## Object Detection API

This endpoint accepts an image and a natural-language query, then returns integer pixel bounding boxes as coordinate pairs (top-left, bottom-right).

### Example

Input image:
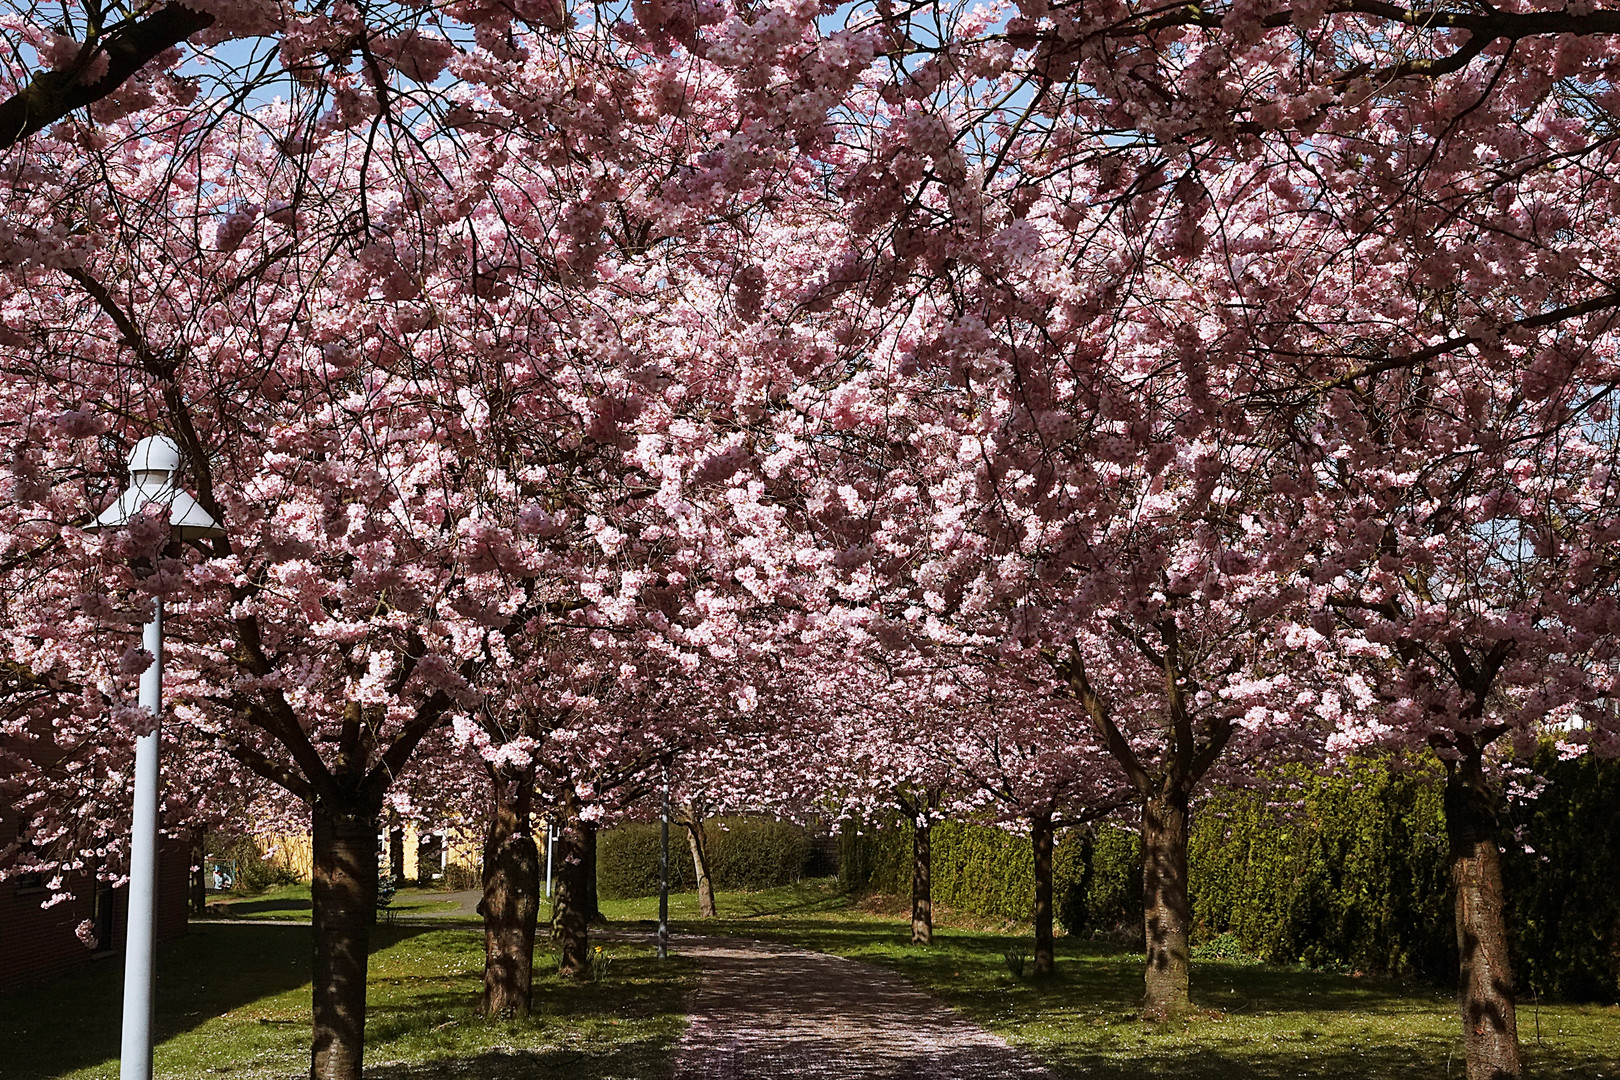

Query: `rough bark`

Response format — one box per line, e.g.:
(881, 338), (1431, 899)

(1032, 809), (1056, 978)
(551, 806), (591, 978)
(1140, 788), (1191, 1020)
(1447, 750), (1521, 1080)
(189, 826), (207, 916)
(388, 821), (406, 887)
(415, 832), (440, 887)
(911, 817), (933, 945)
(310, 805), (378, 1080)
(582, 820), (602, 923)
(480, 767), (540, 1018)
(685, 811), (717, 917)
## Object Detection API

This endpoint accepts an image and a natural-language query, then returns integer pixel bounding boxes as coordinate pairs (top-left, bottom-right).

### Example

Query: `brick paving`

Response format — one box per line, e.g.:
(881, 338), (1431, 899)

(672, 939), (1057, 1080)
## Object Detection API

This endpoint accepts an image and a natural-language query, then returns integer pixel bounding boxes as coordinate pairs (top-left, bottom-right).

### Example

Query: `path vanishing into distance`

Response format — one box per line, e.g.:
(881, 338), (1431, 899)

(672, 938), (1057, 1080)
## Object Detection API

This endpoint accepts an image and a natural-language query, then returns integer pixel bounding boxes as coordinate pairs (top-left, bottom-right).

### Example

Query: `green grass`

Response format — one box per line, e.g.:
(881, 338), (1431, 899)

(606, 878), (1620, 1080)
(0, 923), (695, 1080)
(9, 879), (1618, 1080)
(205, 885), (467, 922)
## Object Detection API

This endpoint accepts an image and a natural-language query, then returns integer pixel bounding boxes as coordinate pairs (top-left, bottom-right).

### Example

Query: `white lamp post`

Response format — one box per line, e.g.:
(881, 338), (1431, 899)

(88, 436), (224, 1080)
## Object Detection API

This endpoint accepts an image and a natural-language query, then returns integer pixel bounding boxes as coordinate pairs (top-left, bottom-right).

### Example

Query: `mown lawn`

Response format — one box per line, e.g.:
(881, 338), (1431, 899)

(0, 922), (695, 1080)
(8, 879), (1618, 1080)
(609, 878), (1620, 1080)
(205, 885), (466, 922)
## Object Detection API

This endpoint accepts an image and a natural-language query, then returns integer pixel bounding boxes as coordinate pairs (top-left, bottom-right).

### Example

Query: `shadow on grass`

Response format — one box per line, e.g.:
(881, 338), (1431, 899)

(0, 921), (433, 1080)
(368, 1041), (674, 1080)
(210, 897), (313, 917)
(623, 891), (1620, 1080)
(1037, 1041), (1449, 1080)
(361, 951), (696, 1080)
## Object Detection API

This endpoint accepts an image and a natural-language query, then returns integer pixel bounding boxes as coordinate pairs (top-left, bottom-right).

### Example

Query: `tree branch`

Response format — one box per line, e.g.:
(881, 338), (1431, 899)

(0, 4), (215, 150)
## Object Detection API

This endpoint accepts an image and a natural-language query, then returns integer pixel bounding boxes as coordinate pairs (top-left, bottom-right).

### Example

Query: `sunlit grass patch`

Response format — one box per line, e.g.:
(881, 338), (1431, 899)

(204, 884), (464, 922)
(610, 878), (1620, 1080)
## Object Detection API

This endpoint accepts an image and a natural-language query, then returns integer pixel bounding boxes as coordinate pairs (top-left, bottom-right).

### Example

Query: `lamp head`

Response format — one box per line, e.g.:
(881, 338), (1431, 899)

(127, 436), (183, 483)
(89, 435), (226, 540)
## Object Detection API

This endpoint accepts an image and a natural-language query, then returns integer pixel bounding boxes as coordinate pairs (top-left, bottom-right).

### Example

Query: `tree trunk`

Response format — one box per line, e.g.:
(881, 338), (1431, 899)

(480, 768), (540, 1018)
(1075, 825), (1097, 933)
(911, 817), (932, 945)
(552, 808), (591, 978)
(189, 826), (207, 916)
(416, 832), (439, 887)
(582, 820), (601, 923)
(686, 813), (716, 917)
(1140, 788), (1191, 1020)
(388, 822), (406, 887)
(1032, 809), (1055, 978)
(310, 805), (378, 1080)
(1447, 751), (1520, 1080)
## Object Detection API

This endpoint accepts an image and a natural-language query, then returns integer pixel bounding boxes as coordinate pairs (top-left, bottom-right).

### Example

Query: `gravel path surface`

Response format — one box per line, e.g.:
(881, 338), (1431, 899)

(672, 938), (1057, 1080)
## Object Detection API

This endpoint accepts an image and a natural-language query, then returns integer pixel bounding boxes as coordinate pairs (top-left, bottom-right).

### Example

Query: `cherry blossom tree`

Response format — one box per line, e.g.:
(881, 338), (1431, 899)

(932, 666), (1131, 976)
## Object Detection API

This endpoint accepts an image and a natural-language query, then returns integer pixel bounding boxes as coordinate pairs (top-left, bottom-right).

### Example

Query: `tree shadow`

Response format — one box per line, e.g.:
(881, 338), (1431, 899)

(367, 1042), (675, 1080)
(360, 951), (694, 1080)
(0, 921), (433, 1080)
(210, 896), (313, 917)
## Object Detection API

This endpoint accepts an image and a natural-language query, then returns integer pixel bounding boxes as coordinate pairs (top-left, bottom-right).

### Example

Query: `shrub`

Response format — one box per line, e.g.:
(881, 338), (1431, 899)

(596, 823), (692, 900)
(1501, 746), (1620, 1001)
(210, 835), (303, 894)
(596, 815), (810, 900)
(444, 862), (480, 891)
(705, 816), (811, 891)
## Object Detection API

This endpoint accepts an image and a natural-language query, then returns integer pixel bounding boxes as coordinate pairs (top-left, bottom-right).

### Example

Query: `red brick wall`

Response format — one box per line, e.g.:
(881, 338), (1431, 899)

(0, 815), (189, 991)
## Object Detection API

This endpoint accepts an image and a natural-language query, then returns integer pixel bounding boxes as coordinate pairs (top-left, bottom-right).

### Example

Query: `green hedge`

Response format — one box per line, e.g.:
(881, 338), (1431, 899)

(596, 823), (693, 899)
(706, 817), (812, 891)
(841, 819), (1141, 930)
(839, 753), (1620, 1001)
(1055, 823), (1142, 938)
(596, 816), (811, 900)
(839, 820), (1041, 920)
(1501, 746), (1620, 1001)
(1188, 760), (1455, 980)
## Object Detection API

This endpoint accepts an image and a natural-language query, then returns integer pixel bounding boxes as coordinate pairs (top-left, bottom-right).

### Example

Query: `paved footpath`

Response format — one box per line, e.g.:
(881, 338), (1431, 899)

(672, 938), (1057, 1080)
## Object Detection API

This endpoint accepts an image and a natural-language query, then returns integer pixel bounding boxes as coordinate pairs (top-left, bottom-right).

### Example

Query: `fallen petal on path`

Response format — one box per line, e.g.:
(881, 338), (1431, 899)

(673, 938), (1057, 1079)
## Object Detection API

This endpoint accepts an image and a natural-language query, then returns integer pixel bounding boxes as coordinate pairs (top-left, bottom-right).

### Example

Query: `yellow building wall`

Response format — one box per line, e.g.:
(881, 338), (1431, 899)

(252, 824), (482, 884)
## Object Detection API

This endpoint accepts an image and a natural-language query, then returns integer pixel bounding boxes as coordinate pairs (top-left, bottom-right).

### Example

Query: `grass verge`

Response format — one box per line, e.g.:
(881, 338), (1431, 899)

(11, 878), (1617, 1080)
(605, 878), (1620, 1080)
(0, 922), (695, 1080)
(204, 885), (466, 922)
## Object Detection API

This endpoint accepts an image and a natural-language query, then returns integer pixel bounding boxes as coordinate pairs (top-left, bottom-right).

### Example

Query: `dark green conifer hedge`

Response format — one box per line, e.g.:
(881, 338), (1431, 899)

(596, 816), (811, 900)
(838, 752), (1620, 1001)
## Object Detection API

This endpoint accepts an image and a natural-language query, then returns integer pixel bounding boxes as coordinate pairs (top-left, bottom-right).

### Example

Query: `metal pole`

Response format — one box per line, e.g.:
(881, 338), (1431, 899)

(120, 597), (163, 1080)
(545, 825), (554, 899)
(658, 766), (669, 959)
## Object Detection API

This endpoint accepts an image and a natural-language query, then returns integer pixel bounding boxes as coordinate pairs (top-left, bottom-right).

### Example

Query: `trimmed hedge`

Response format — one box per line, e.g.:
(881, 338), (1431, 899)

(1188, 759), (1455, 980)
(1501, 746), (1620, 1001)
(596, 823), (693, 899)
(839, 752), (1620, 1001)
(839, 818), (1142, 934)
(1055, 823), (1142, 938)
(596, 816), (811, 900)
(839, 820), (1042, 920)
